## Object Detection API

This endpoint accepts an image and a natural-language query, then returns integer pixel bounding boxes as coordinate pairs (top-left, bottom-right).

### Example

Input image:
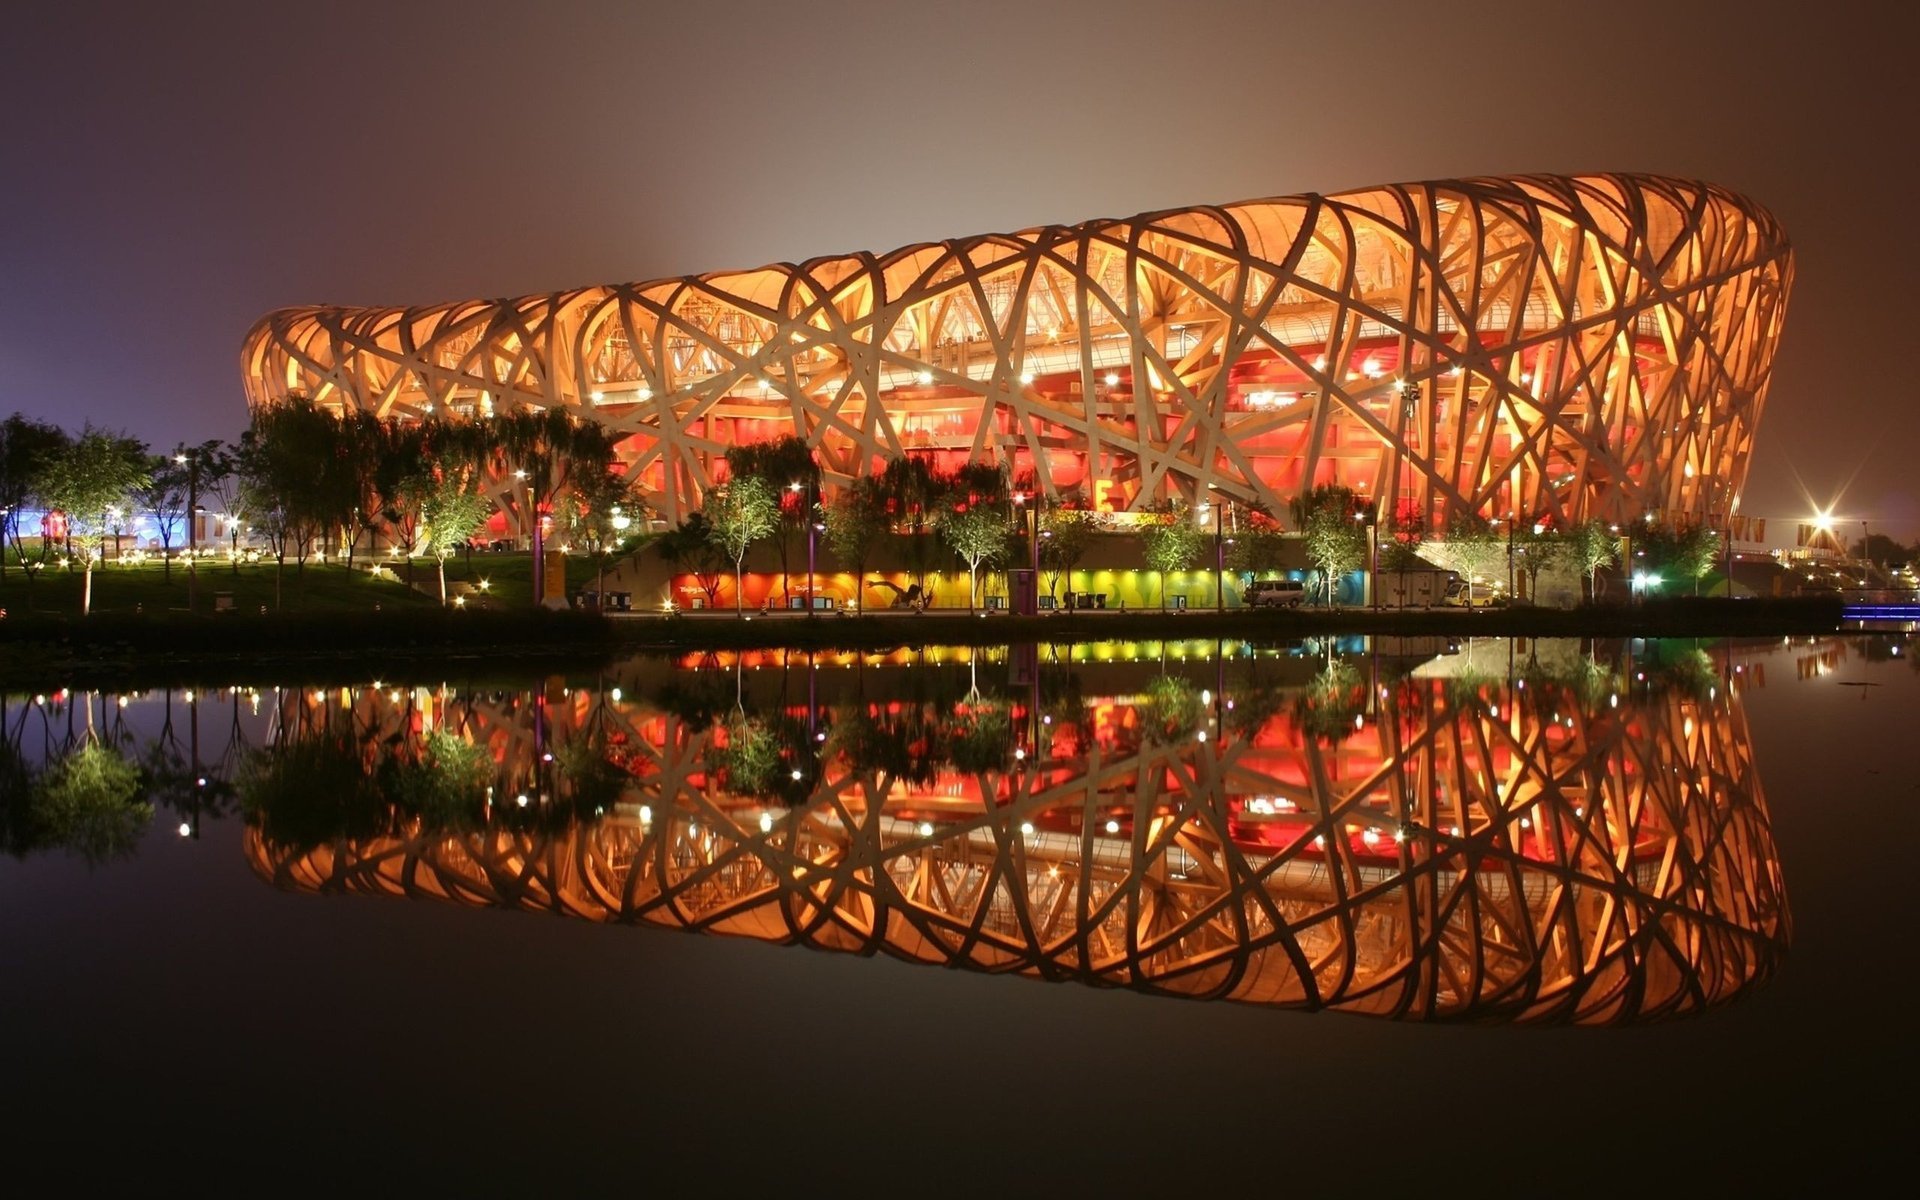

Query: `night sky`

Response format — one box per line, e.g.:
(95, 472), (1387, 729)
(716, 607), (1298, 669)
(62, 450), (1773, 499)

(4, 0), (1916, 538)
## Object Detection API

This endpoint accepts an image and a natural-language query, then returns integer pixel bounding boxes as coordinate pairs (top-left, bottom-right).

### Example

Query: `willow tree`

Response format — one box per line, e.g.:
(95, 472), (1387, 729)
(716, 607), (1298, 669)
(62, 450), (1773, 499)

(824, 477), (889, 612)
(490, 408), (618, 545)
(1, 414), (67, 589)
(878, 454), (944, 587)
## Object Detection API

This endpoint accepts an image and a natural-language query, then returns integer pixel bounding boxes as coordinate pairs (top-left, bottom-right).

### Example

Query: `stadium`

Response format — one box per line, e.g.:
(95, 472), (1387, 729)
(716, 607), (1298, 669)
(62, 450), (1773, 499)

(242, 172), (1791, 533)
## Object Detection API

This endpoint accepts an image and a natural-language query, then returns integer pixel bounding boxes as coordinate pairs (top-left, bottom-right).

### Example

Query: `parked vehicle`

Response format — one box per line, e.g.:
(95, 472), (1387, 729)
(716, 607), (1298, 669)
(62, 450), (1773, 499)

(1245, 578), (1306, 608)
(1441, 578), (1506, 607)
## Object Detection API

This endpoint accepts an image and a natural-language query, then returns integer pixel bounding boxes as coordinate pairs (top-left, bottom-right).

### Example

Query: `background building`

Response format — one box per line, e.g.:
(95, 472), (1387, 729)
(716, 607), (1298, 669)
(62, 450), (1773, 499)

(244, 172), (1791, 532)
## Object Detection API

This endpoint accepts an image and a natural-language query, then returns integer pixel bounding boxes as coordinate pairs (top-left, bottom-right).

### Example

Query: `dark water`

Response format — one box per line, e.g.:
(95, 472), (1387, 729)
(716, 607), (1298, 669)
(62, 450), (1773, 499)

(2, 635), (1914, 1191)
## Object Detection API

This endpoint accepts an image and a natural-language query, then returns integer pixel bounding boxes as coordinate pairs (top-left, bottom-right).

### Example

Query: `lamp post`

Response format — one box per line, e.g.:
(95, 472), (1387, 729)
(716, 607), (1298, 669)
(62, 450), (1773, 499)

(174, 451), (198, 612)
(515, 468), (541, 607)
(1360, 506), (1379, 610)
(1503, 515), (1515, 598)
(1013, 491), (1040, 614)
(790, 479), (820, 613)
(603, 504), (631, 599)
(1209, 489), (1226, 613)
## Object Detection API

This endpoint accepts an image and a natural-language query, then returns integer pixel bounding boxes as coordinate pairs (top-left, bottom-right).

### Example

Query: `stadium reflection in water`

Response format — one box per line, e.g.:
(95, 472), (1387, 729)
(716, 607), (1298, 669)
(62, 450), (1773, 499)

(242, 639), (1788, 1024)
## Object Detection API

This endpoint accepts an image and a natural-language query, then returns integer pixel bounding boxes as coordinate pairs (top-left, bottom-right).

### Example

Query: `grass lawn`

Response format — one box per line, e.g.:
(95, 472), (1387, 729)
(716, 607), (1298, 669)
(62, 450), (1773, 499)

(0, 551), (543, 616)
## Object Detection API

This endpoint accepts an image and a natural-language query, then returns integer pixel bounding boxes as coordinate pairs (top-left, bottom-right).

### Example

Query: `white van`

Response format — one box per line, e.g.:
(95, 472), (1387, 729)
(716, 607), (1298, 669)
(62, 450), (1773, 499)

(1245, 578), (1306, 608)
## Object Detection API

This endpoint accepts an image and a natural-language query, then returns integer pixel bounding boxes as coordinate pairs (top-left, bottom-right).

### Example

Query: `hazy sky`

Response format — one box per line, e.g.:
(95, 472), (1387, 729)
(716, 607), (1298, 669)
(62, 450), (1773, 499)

(4, 0), (1916, 538)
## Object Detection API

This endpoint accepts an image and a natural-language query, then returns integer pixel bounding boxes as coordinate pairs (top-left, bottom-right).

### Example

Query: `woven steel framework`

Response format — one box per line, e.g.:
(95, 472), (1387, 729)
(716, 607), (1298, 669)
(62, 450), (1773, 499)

(247, 655), (1786, 1023)
(243, 173), (1791, 527)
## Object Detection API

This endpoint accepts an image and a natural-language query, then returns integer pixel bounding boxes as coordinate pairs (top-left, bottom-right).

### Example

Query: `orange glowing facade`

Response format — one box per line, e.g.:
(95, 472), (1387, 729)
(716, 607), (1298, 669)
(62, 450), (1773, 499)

(243, 173), (1790, 528)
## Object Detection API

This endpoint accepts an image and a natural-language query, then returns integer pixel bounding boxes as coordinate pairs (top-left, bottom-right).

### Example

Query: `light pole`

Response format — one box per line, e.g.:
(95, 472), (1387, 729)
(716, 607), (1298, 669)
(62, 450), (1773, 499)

(1360, 506), (1379, 610)
(515, 468), (541, 607)
(603, 504), (631, 600)
(174, 451), (198, 612)
(790, 479), (820, 613)
(1209, 488), (1226, 613)
(1013, 491), (1040, 614)
(1503, 515), (1515, 598)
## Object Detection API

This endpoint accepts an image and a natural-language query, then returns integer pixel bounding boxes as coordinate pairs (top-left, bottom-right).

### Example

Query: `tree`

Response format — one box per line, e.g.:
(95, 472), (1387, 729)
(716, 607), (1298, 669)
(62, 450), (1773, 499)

(1038, 506), (1094, 604)
(1379, 509), (1427, 604)
(335, 410), (391, 570)
(936, 462), (1011, 611)
(878, 454), (943, 587)
(199, 441), (250, 573)
(491, 408), (618, 548)
(418, 469), (492, 606)
(1290, 485), (1366, 606)
(1430, 515), (1506, 606)
(938, 505), (1011, 611)
(0, 414), (68, 591)
(134, 454), (191, 581)
(1140, 507), (1206, 610)
(1568, 519), (1621, 603)
(564, 464), (643, 598)
(1855, 532), (1911, 570)
(823, 477), (888, 613)
(726, 435), (818, 603)
(705, 475), (779, 613)
(1514, 525), (1571, 602)
(37, 425), (149, 615)
(657, 512), (731, 609)
(1638, 522), (1722, 596)
(1225, 523), (1287, 579)
(240, 397), (341, 594)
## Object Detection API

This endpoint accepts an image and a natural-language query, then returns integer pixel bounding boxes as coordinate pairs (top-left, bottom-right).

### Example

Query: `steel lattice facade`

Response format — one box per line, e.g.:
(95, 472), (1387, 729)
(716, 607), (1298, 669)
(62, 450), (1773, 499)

(243, 173), (1791, 527)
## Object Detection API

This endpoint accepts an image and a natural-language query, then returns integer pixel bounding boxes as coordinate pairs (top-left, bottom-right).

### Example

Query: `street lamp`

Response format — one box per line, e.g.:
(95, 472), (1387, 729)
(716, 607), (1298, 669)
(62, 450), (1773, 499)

(1356, 505), (1379, 610)
(790, 479), (819, 613)
(173, 447), (197, 606)
(1208, 488), (1227, 613)
(1013, 491), (1041, 615)
(514, 468), (541, 607)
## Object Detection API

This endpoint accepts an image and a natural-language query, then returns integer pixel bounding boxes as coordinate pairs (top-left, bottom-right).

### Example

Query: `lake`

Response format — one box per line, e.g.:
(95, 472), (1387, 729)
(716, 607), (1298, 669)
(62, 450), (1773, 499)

(2, 634), (1913, 1191)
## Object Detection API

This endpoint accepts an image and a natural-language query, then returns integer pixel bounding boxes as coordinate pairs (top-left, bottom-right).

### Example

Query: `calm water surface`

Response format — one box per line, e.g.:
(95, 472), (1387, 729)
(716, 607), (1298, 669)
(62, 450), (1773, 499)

(3, 636), (1914, 1191)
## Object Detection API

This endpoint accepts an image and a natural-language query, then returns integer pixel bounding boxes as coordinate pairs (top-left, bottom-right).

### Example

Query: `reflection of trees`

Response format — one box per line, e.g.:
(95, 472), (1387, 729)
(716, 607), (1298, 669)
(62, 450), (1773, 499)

(384, 729), (494, 827)
(0, 738), (30, 854)
(1290, 659), (1365, 743)
(706, 713), (813, 804)
(1638, 642), (1720, 699)
(240, 730), (389, 854)
(830, 704), (940, 787)
(1139, 675), (1203, 745)
(24, 742), (150, 866)
(948, 701), (1011, 774)
(650, 670), (734, 730)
